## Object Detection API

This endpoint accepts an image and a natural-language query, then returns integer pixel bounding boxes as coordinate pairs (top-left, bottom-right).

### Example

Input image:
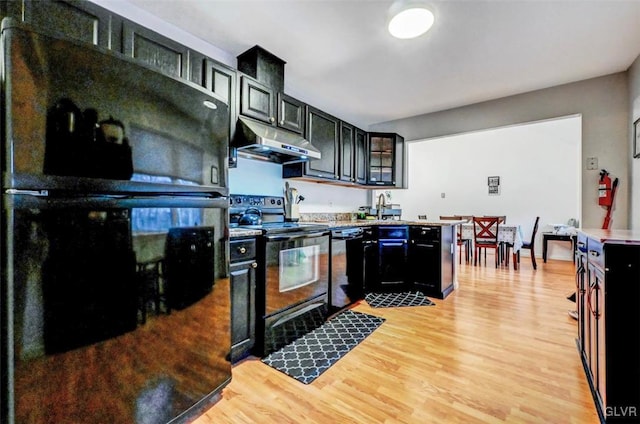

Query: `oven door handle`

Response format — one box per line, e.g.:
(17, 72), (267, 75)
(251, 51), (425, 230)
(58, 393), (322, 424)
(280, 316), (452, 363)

(265, 230), (330, 241)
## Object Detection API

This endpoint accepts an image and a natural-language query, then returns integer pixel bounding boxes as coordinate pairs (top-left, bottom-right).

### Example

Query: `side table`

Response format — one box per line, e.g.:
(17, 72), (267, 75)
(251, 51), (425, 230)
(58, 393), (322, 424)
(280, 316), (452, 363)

(542, 232), (577, 263)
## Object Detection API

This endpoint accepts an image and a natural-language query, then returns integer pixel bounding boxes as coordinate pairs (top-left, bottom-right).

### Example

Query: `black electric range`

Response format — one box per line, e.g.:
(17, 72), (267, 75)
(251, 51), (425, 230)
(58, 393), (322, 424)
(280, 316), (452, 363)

(229, 194), (328, 234)
(229, 194), (331, 357)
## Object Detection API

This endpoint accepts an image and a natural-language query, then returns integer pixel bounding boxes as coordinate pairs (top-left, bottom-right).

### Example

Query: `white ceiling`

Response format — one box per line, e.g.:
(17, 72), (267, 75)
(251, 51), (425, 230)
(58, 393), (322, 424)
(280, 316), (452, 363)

(124, 0), (640, 129)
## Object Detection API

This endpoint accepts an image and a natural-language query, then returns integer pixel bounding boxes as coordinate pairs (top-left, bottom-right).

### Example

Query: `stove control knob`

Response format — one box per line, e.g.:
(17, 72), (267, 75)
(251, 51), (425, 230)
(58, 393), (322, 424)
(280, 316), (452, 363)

(270, 199), (275, 204)
(276, 199), (282, 205)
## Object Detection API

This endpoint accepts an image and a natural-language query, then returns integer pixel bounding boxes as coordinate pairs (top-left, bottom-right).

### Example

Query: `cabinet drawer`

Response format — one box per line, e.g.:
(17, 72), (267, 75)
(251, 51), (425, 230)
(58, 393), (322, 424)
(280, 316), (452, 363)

(587, 238), (604, 271)
(410, 226), (440, 241)
(231, 238), (257, 262)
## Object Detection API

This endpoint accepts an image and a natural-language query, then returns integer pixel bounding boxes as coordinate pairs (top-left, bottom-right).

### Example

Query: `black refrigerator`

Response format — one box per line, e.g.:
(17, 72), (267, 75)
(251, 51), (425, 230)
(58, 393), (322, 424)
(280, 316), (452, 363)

(1, 19), (231, 424)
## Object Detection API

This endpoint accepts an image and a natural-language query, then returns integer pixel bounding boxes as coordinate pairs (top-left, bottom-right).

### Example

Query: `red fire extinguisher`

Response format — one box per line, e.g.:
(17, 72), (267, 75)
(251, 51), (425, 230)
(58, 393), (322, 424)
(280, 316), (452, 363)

(599, 169), (619, 229)
(598, 169), (612, 206)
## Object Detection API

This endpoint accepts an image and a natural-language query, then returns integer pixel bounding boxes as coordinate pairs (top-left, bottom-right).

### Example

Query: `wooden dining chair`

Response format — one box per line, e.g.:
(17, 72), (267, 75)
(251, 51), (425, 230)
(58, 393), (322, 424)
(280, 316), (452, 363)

(440, 216), (471, 263)
(516, 216), (540, 270)
(472, 216), (501, 267)
(483, 215), (506, 223)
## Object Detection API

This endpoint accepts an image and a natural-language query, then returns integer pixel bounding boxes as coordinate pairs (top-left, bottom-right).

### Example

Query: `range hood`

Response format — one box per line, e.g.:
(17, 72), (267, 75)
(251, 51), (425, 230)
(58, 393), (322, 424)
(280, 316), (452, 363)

(233, 117), (321, 164)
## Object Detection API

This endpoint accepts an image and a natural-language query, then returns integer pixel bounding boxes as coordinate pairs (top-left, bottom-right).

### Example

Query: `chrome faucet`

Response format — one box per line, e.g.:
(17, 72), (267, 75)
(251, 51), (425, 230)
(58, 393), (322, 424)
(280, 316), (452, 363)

(376, 193), (387, 220)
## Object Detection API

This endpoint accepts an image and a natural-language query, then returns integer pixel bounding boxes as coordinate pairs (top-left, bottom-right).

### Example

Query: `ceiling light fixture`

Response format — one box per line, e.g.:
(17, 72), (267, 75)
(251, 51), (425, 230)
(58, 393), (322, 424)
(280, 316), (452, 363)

(387, 0), (434, 39)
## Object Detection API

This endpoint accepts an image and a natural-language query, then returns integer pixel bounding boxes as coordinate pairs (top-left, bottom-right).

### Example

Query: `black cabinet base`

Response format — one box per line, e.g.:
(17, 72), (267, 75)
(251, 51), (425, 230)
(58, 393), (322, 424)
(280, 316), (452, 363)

(414, 282), (454, 300)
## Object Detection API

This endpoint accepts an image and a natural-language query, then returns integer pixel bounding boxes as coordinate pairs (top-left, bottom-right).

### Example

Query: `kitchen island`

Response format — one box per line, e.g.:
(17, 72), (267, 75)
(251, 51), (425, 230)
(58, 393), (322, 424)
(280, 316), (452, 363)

(297, 219), (463, 299)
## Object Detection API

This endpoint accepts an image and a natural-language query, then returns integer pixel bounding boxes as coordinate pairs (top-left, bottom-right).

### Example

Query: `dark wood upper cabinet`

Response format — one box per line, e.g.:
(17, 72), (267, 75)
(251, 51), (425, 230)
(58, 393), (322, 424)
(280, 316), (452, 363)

(367, 132), (405, 187)
(339, 122), (355, 183)
(355, 128), (367, 184)
(240, 76), (276, 125)
(237, 45), (285, 94)
(277, 93), (305, 134)
(205, 59), (238, 167)
(304, 106), (339, 180)
(122, 21), (189, 79)
(21, 0), (112, 48)
(283, 119), (369, 187)
(205, 59), (236, 105)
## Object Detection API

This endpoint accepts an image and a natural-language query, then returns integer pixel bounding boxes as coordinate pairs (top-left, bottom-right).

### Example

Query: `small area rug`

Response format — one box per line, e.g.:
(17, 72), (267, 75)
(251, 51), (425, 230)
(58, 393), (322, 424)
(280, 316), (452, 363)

(261, 310), (385, 384)
(365, 291), (435, 308)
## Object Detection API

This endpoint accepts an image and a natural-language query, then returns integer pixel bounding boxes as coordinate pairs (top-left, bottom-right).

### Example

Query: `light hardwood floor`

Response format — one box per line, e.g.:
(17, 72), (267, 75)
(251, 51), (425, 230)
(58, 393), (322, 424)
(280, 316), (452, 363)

(195, 256), (598, 424)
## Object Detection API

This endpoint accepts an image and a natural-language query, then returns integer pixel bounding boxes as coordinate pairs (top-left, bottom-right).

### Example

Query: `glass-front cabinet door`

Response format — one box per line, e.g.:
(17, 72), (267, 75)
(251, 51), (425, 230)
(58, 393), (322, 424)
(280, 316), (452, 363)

(367, 132), (404, 187)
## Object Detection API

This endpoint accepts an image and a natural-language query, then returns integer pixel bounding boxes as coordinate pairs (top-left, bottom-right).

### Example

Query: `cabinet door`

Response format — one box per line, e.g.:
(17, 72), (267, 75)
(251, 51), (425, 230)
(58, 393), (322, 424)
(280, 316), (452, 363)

(355, 128), (368, 184)
(575, 252), (587, 354)
(205, 59), (237, 166)
(240, 76), (276, 124)
(368, 133), (396, 185)
(378, 240), (408, 288)
(305, 106), (339, 179)
(230, 259), (257, 363)
(586, 263), (600, 390)
(22, 0), (112, 48)
(368, 132), (405, 187)
(362, 240), (379, 293)
(122, 21), (189, 79)
(339, 122), (355, 183)
(409, 240), (441, 292)
(594, 267), (606, 411)
(278, 93), (305, 134)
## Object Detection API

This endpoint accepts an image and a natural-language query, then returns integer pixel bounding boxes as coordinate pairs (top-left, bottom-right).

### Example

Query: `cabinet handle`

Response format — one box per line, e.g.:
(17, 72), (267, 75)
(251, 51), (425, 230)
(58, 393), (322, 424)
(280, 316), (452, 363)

(589, 250), (600, 257)
(251, 262), (258, 268)
(269, 116), (275, 123)
(279, 120), (284, 125)
(237, 247), (247, 254)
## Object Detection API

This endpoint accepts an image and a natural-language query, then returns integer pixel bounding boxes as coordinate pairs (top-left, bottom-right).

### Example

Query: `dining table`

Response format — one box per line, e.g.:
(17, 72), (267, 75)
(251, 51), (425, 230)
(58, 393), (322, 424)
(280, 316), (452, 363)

(459, 223), (525, 269)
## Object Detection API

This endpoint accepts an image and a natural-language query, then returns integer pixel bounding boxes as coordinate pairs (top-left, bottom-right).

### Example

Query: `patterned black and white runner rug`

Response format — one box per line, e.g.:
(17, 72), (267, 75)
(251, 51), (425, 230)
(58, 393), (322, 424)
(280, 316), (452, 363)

(365, 291), (435, 308)
(261, 310), (385, 384)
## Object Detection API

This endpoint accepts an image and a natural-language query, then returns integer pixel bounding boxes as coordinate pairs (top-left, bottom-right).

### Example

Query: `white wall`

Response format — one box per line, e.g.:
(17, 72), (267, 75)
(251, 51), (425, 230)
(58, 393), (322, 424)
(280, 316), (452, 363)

(370, 74), (629, 230)
(377, 115), (582, 260)
(229, 157), (368, 213)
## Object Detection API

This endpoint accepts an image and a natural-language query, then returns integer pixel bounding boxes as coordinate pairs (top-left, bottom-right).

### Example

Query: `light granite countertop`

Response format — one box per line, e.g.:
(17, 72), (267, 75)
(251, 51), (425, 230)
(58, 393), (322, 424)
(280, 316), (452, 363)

(229, 220), (465, 238)
(578, 228), (640, 244)
(304, 219), (466, 228)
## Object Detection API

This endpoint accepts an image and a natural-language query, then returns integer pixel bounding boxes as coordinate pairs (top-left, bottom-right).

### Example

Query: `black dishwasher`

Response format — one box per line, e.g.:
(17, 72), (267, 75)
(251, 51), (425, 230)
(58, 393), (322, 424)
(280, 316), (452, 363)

(330, 227), (364, 312)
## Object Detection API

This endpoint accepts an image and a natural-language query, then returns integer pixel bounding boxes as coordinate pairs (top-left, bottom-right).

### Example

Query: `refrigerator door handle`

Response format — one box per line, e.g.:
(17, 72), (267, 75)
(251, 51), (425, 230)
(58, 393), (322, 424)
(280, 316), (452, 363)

(5, 189), (49, 196)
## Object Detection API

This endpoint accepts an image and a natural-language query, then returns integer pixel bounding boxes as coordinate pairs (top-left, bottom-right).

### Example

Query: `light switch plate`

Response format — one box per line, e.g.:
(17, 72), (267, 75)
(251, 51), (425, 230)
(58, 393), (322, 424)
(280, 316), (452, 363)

(586, 157), (598, 170)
